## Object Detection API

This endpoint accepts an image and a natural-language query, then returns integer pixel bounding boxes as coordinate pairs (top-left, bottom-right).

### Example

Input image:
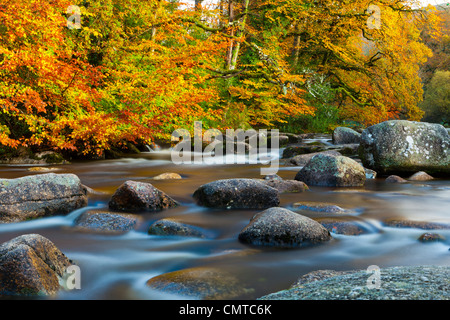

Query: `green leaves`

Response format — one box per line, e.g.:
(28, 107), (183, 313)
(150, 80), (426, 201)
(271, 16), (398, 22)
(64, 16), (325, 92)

(421, 70), (450, 125)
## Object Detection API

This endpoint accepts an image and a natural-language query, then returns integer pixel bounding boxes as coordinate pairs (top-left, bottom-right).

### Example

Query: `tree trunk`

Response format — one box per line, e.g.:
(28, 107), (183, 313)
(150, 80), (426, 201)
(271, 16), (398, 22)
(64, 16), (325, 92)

(226, 1), (235, 70)
(291, 24), (301, 66)
(229, 0), (249, 71)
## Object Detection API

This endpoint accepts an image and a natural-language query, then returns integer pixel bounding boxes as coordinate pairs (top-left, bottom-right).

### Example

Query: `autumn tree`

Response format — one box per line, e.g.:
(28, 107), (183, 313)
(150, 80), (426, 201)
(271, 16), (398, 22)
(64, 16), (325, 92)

(270, 0), (441, 127)
(0, 0), (227, 156)
(182, 0), (442, 130)
(180, 0), (313, 129)
(74, 0), (227, 143)
(420, 4), (450, 85)
(0, 0), (110, 155)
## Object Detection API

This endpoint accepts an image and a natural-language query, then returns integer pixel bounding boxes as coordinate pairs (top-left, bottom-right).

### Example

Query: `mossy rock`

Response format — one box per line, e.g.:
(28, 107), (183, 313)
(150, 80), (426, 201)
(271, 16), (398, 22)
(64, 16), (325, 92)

(193, 178), (280, 210)
(73, 210), (143, 233)
(294, 153), (366, 187)
(0, 234), (73, 297)
(0, 173), (88, 223)
(359, 120), (450, 176)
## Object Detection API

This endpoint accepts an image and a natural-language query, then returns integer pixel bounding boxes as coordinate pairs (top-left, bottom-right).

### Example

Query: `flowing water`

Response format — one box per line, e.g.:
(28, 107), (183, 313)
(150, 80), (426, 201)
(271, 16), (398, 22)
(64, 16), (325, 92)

(0, 137), (449, 300)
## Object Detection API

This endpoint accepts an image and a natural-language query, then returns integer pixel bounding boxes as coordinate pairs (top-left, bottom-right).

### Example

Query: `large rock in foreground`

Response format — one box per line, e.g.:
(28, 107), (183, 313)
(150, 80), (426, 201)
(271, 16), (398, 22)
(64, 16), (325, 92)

(0, 234), (73, 296)
(0, 173), (88, 223)
(146, 267), (254, 300)
(359, 120), (450, 176)
(294, 154), (366, 187)
(109, 180), (179, 212)
(258, 266), (450, 300)
(193, 179), (280, 209)
(238, 207), (331, 248)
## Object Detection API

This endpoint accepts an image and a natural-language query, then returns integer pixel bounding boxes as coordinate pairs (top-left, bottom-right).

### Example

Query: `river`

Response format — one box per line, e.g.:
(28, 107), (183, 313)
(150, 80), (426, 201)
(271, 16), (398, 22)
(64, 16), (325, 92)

(0, 136), (449, 300)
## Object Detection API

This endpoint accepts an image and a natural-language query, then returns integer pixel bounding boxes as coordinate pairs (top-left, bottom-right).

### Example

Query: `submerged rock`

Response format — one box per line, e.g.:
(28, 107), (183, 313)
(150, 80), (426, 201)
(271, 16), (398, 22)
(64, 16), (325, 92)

(332, 127), (361, 145)
(0, 234), (73, 296)
(238, 207), (332, 248)
(408, 171), (434, 181)
(383, 218), (450, 230)
(193, 178), (280, 210)
(359, 120), (450, 176)
(314, 218), (370, 236)
(148, 218), (213, 238)
(292, 202), (348, 214)
(146, 267), (254, 300)
(0, 173), (88, 223)
(282, 145), (328, 159)
(263, 174), (283, 181)
(73, 210), (142, 233)
(81, 184), (104, 196)
(290, 150), (342, 167)
(294, 153), (366, 187)
(417, 232), (446, 242)
(109, 180), (179, 212)
(152, 172), (182, 180)
(385, 175), (407, 183)
(27, 167), (61, 172)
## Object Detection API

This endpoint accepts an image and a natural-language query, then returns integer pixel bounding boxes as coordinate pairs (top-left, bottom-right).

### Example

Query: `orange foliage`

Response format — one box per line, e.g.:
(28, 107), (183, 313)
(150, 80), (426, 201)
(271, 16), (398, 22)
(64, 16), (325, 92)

(0, 0), (443, 156)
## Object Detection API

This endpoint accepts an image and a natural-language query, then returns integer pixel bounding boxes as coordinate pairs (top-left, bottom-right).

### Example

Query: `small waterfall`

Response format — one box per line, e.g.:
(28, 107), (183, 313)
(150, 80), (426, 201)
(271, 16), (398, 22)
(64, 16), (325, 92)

(145, 143), (162, 152)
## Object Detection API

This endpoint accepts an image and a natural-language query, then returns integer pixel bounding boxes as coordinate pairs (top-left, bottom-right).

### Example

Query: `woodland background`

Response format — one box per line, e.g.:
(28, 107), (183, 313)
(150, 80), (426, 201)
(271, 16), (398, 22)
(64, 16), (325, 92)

(0, 0), (448, 159)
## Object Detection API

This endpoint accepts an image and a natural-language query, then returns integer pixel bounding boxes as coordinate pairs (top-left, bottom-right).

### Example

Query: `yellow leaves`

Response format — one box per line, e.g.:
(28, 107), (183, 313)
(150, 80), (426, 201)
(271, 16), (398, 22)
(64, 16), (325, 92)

(228, 85), (257, 100)
(81, 26), (103, 39)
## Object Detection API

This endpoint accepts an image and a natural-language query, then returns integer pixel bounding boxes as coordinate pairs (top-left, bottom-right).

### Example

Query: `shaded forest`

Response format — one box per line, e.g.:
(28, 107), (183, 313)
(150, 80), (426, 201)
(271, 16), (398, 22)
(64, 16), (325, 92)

(420, 3), (450, 125)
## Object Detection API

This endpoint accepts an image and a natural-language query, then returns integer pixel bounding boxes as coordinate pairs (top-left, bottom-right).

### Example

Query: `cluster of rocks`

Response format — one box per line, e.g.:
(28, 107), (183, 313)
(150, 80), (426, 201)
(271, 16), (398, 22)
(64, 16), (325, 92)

(0, 171), (331, 298)
(284, 120), (450, 183)
(0, 119), (449, 299)
(385, 171), (435, 184)
(0, 150), (67, 165)
(0, 172), (185, 296)
(146, 267), (255, 300)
